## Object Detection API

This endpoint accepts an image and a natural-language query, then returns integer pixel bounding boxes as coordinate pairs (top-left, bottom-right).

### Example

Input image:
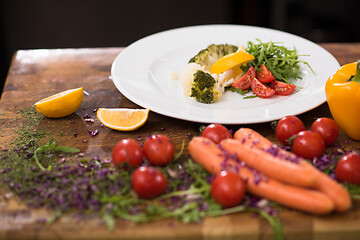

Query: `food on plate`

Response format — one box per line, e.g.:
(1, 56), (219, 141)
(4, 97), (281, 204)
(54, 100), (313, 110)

(131, 166), (167, 199)
(189, 70), (223, 104)
(336, 152), (360, 185)
(211, 171), (246, 208)
(275, 115), (306, 145)
(180, 44), (249, 103)
(34, 87), (84, 118)
(112, 138), (144, 168)
(256, 64), (275, 83)
(310, 118), (339, 146)
(270, 80), (296, 96)
(250, 77), (276, 98)
(189, 136), (335, 214)
(180, 40), (312, 103)
(246, 40), (312, 83)
(232, 66), (255, 90)
(143, 134), (175, 166)
(325, 60), (360, 140)
(188, 44), (239, 70)
(233, 127), (351, 212)
(210, 50), (255, 75)
(97, 108), (149, 131)
(201, 123), (232, 144)
(292, 130), (326, 159)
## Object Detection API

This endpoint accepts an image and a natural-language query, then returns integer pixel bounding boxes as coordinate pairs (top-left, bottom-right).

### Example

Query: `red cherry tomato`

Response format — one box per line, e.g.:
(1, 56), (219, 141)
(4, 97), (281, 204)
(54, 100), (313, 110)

(201, 123), (232, 144)
(310, 118), (339, 146)
(131, 166), (167, 199)
(256, 64), (275, 83)
(270, 80), (296, 96)
(143, 134), (175, 166)
(335, 152), (360, 185)
(112, 138), (143, 168)
(211, 171), (246, 208)
(275, 115), (306, 145)
(292, 130), (325, 159)
(251, 78), (276, 98)
(232, 66), (255, 90)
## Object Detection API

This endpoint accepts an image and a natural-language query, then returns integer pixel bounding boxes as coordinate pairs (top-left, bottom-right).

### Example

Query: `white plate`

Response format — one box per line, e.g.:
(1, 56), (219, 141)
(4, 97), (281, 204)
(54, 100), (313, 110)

(111, 24), (339, 124)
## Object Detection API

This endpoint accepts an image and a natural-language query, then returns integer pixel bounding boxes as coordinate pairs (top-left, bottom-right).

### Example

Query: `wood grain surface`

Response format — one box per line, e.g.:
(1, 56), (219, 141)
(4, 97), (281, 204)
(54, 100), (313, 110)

(0, 43), (360, 240)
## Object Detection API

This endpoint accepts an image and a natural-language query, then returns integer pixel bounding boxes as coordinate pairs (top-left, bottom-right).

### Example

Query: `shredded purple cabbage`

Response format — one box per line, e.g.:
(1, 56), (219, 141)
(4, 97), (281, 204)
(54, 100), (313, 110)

(88, 130), (99, 137)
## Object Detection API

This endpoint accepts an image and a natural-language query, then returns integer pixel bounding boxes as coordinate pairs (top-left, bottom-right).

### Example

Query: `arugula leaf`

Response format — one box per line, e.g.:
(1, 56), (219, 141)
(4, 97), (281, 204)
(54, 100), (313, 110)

(46, 210), (62, 225)
(243, 95), (258, 99)
(224, 86), (257, 99)
(46, 141), (80, 153)
(344, 182), (360, 199)
(225, 86), (248, 95)
(174, 140), (186, 160)
(248, 208), (284, 240)
(245, 39), (314, 84)
(103, 214), (115, 232)
(34, 142), (80, 171)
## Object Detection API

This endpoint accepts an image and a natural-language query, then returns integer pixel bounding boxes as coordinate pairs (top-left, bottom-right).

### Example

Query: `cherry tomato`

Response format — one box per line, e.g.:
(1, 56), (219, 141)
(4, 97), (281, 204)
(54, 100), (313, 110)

(292, 130), (325, 159)
(310, 118), (339, 146)
(275, 115), (306, 145)
(256, 64), (275, 83)
(251, 78), (276, 98)
(335, 152), (360, 185)
(232, 66), (255, 90)
(112, 138), (143, 168)
(211, 171), (246, 208)
(143, 134), (175, 166)
(201, 123), (232, 144)
(270, 80), (296, 96)
(131, 166), (167, 199)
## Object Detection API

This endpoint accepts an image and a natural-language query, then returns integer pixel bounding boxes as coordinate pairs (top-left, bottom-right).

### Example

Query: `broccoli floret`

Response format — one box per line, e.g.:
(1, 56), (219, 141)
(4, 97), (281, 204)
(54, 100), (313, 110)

(193, 70), (215, 90)
(188, 44), (238, 70)
(191, 87), (214, 104)
(190, 70), (222, 104)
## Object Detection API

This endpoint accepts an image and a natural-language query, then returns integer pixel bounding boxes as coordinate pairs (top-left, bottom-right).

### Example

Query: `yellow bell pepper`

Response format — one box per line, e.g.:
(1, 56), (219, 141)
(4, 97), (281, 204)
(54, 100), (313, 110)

(325, 60), (360, 140)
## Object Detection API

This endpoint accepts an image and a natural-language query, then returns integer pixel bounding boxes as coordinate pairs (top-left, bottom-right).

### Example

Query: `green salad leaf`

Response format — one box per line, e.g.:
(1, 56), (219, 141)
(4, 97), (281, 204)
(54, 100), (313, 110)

(244, 39), (314, 83)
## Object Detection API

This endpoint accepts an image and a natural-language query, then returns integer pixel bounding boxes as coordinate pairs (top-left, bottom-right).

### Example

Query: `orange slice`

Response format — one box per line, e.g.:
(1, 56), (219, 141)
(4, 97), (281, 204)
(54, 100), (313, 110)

(34, 87), (84, 118)
(97, 108), (149, 131)
(210, 51), (255, 75)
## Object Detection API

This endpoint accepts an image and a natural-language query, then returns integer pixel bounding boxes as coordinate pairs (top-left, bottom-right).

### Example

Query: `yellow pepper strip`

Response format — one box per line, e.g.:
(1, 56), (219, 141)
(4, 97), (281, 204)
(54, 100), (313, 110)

(325, 60), (360, 140)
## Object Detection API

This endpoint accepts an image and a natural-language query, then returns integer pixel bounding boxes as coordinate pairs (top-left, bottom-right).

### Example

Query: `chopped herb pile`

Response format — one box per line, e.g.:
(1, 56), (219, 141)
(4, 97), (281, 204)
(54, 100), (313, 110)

(0, 107), (282, 237)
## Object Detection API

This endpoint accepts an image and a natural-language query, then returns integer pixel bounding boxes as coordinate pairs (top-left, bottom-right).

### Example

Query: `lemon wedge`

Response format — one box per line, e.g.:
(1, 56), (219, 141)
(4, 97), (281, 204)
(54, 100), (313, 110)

(34, 87), (84, 118)
(97, 108), (149, 131)
(210, 51), (255, 75)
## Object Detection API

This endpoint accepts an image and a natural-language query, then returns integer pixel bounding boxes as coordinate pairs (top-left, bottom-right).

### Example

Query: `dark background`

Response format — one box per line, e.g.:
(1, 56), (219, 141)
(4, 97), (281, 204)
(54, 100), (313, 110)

(1, 0), (359, 94)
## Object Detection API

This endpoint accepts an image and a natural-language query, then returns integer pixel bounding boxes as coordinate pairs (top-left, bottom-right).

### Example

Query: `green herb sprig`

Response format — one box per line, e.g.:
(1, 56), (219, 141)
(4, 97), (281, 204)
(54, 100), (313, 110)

(344, 182), (360, 199)
(245, 39), (314, 83)
(34, 142), (80, 171)
(225, 86), (258, 99)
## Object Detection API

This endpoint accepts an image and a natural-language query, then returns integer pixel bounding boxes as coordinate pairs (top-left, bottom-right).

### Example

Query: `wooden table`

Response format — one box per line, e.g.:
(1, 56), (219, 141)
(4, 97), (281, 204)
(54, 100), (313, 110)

(1, 43), (360, 240)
